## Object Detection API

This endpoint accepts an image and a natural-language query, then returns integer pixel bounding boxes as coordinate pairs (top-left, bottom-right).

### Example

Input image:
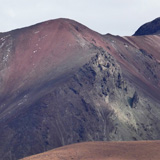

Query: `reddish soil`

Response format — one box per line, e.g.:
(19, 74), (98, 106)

(104, 34), (160, 101)
(22, 141), (160, 160)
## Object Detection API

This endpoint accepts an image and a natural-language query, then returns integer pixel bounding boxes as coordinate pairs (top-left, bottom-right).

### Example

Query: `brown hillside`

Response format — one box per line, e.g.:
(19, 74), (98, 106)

(22, 141), (160, 160)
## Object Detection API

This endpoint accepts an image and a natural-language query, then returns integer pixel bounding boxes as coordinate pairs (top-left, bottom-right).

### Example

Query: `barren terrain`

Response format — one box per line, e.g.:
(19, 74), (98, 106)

(22, 141), (160, 160)
(0, 18), (160, 159)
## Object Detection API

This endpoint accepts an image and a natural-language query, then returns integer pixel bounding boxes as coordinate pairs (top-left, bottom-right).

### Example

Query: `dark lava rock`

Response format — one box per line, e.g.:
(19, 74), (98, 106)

(133, 17), (160, 36)
(131, 91), (139, 108)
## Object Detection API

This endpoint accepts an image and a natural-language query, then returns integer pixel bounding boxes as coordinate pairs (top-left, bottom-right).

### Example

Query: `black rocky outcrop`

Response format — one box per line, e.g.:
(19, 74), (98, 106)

(134, 17), (160, 36)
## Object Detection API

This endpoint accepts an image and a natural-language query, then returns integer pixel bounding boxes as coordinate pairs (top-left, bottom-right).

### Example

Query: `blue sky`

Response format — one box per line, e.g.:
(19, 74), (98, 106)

(0, 0), (160, 36)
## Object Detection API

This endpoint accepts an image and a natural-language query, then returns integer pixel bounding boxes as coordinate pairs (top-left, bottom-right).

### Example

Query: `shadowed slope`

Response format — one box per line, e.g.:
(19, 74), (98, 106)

(22, 141), (160, 160)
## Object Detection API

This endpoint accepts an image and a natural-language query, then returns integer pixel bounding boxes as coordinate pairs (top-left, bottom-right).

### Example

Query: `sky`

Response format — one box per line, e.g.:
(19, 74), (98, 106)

(0, 0), (160, 36)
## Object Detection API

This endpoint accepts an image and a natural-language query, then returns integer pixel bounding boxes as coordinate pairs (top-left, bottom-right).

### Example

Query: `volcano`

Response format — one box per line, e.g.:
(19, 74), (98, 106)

(0, 18), (160, 159)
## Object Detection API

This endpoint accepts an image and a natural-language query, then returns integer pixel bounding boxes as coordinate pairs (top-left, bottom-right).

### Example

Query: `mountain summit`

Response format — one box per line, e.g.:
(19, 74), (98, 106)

(134, 17), (160, 36)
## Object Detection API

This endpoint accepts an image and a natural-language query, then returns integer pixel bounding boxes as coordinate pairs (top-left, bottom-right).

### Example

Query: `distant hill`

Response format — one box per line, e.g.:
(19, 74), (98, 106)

(134, 17), (160, 35)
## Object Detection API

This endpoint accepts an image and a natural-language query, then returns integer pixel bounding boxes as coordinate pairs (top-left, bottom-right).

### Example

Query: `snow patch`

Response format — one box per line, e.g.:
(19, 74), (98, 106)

(38, 34), (48, 41)
(33, 50), (38, 53)
(3, 54), (9, 62)
(124, 44), (129, 48)
(0, 35), (10, 41)
(0, 42), (5, 48)
(18, 95), (28, 106)
(34, 31), (40, 34)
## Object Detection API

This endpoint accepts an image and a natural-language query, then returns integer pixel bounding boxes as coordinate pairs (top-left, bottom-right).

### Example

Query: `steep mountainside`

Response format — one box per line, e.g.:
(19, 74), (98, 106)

(134, 17), (160, 35)
(0, 18), (160, 159)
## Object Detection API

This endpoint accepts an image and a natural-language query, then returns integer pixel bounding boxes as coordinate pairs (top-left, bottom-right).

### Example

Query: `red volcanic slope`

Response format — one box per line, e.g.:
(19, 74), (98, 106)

(1, 19), (160, 120)
(0, 19), (93, 94)
(0, 18), (110, 120)
(22, 141), (160, 160)
(104, 34), (160, 100)
(0, 18), (160, 160)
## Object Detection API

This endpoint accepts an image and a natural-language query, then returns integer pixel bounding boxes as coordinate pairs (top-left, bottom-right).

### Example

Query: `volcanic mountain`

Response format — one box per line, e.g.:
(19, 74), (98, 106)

(0, 18), (160, 159)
